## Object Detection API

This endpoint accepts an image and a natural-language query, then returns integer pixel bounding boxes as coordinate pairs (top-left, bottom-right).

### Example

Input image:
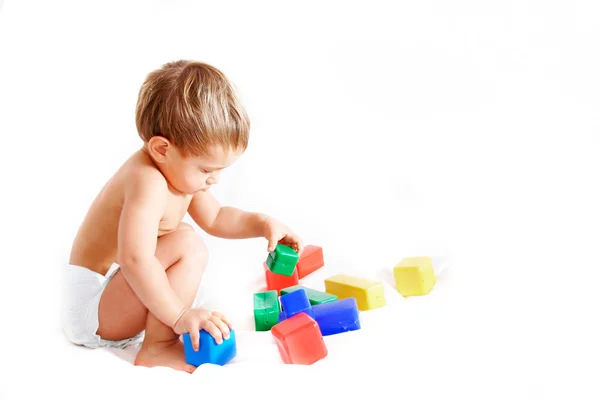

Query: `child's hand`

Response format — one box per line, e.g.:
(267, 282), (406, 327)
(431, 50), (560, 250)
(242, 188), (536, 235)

(261, 216), (304, 256)
(173, 308), (233, 351)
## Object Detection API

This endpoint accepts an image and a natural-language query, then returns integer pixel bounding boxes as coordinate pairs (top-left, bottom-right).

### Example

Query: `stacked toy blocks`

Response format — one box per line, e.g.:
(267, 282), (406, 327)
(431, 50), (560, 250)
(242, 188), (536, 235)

(280, 287), (315, 319)
(258, 244), (370, 364)
(394, 256), (436, 296)
(278, 288), (361, 336)
(271, 288), (326, 364)
(183, 329), (237, 367)
(280, 285), (337, 305)
(254, 290), (280, 331)
(263, 243), (325, 294)
(264, 262), (299, 295)
(265, 244), (298, 276)
(324, 274), (386, 311)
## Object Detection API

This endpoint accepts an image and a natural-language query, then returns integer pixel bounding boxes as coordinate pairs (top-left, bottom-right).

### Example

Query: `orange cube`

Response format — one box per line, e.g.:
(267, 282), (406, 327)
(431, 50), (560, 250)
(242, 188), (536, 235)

(271, 312), (328, 365)
(297, 245), (324, 279)
(264, 262), (299, 295)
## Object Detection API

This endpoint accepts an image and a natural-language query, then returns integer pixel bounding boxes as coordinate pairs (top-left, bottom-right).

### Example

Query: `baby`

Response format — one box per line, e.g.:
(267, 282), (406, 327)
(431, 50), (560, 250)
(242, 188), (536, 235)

(61, 60), (303, 373)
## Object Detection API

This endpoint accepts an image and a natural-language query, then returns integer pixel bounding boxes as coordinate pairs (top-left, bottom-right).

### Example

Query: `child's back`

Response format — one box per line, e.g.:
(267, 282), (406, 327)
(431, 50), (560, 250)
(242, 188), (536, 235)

(70, 150), (193, 277)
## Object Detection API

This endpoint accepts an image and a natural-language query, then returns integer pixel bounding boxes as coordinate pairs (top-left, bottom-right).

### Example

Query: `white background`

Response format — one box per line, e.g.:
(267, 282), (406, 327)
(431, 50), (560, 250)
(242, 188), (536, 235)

(1, 0), (599, 398)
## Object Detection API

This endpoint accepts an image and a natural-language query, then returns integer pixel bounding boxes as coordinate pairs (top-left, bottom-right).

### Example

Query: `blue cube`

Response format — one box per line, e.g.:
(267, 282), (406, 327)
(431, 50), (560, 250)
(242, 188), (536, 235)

(280, 288), (314, 319)
(278, 311), (286, 323)
(182, 329), (237, 367)
(312, 298), (361, 336)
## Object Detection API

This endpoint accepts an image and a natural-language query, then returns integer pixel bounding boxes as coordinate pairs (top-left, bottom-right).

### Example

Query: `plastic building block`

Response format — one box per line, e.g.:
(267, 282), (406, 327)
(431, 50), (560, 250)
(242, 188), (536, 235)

(183, 329), (237, 367)
(264, 262), (299, 295)
(394, 256), (436, 296)
(280, 285), (338, 305)
(265, 244), (299, 276)
(296, 245), (325, 279)
(271, 312), (328, 365)
(277, 297), (360, 336)
(324, 274), (386, 311)
(312, 298), (361, 336)
(254, 290), (280, 331)
(280, 288), (314, 319)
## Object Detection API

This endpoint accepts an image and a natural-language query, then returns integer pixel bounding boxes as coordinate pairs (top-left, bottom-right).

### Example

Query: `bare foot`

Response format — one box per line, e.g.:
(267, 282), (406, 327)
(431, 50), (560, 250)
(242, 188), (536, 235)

(134, 339), (197, 373)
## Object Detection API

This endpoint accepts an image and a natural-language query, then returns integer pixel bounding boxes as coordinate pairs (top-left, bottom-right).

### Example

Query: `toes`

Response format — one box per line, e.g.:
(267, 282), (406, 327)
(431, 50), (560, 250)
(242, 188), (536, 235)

(186, 364), (197, 374)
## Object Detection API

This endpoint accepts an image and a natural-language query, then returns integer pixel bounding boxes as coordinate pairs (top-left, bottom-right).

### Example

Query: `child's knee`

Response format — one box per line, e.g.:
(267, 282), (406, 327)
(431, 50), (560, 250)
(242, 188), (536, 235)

(180, 230), (209, 266)
(177, 222), (195, 232)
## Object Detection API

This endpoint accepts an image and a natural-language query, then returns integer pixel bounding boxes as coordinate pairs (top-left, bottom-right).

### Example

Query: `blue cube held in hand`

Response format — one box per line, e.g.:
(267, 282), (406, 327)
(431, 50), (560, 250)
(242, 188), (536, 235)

(280, 288), (314, 319)
(182, 329), (237, 367)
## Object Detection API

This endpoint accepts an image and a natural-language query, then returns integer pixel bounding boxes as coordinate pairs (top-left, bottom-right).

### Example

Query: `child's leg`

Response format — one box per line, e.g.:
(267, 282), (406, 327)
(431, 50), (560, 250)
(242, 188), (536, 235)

(96, 222), (208, 373)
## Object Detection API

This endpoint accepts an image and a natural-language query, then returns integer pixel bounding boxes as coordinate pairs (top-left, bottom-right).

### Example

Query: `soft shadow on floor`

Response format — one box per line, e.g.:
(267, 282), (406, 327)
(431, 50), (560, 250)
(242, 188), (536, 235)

(104, 340), (143, 365)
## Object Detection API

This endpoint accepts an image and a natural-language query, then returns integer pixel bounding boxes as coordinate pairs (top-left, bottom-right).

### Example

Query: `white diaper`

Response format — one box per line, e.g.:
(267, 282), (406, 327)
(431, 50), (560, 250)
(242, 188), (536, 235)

(60, 263), (144, 349)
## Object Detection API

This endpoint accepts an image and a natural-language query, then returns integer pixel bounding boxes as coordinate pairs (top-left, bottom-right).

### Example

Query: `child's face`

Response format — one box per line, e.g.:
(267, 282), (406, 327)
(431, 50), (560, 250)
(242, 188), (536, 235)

(162, 143), (243, 195)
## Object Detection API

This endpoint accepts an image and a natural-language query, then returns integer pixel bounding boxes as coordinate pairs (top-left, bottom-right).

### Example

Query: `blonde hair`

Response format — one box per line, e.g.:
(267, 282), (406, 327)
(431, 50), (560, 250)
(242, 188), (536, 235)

(135, 60), (250, 156)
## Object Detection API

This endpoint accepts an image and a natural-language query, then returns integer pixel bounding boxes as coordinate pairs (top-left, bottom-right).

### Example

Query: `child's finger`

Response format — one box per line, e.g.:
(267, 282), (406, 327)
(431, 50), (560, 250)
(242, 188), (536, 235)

(202, 320), (223, 345)
(297, 238), (304, 256)
(210, 315), (231, 340)
(288, 233), (303, 254)
(283, 234), (302, 254)
(212, 312), (234, 330)
(268, 234), (280, 252)
(190, 328), (201, 352)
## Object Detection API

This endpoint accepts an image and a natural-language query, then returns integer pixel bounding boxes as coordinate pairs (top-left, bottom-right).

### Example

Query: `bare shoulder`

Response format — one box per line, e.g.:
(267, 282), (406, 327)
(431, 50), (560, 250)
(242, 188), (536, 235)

(69, 150), (169, 272)
(122, 151), (169, 202)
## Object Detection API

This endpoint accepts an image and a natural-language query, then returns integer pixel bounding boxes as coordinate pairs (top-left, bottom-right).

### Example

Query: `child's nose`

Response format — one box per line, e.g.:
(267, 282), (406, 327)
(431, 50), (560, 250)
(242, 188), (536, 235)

(207, 171), (220, 185)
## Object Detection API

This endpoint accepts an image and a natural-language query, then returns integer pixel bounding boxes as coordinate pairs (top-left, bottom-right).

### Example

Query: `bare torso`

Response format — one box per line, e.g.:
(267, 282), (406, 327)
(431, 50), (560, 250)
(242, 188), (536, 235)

(69, 149), (193, 276)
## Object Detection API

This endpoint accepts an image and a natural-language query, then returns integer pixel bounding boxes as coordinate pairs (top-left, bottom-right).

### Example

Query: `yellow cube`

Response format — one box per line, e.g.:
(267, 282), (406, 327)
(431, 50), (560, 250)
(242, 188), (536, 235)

(394, 256), (436, 297)
(324, 274), (386, 311)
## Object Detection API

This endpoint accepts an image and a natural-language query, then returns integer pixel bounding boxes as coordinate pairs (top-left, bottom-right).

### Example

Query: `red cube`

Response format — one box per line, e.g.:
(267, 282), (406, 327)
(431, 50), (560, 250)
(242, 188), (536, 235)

(297, 245), (324, 279)
(271, 313), (328, 365)
(264, 262), (299, 295)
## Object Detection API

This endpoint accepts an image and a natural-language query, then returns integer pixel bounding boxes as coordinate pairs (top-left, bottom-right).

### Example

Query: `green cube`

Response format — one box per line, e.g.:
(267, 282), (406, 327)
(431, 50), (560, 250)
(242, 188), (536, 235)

(265, 244), (299, 276)
(280, 285), (338, 305)
(253, 290), (280, 331)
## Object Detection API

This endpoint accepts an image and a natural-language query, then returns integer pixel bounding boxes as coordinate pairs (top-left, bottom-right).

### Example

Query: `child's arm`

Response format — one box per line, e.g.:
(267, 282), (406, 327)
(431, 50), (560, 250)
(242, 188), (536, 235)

(117, 167), (186, 328)
(188, 190), (304, 254)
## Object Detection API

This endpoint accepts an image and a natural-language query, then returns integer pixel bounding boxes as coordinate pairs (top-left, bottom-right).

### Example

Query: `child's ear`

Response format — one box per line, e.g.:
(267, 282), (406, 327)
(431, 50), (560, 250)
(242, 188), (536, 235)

(147, 136), (170, 163)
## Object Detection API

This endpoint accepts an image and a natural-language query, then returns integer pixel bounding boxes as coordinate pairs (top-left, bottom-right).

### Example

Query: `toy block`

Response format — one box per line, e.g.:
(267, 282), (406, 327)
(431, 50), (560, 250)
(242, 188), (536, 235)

(324, 274), (386, 311)
(296, 245), (325, 279)
(183, 329), (237, 367)
(312, 298), (361, 336)
(280, 285), (338, 305)
(280, 288), (314, 319)
(271, 312), (328, 365)
(264, 262), (299, 295)
(277, 297), (360, 336)
(254, 290), (280, 331)
(265, 244), (299, 276)
(394, 256), (436, 296)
